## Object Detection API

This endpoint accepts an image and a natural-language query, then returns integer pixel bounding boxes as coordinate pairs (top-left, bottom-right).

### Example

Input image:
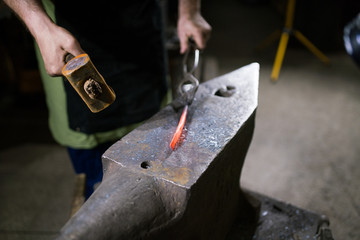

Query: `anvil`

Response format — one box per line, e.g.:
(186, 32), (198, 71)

(56, 62), (334, 240)
(57, 63), (259, 239)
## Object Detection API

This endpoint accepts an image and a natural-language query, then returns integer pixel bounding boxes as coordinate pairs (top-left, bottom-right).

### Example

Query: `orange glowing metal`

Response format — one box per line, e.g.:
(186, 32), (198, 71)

(170, 105), (188, 150)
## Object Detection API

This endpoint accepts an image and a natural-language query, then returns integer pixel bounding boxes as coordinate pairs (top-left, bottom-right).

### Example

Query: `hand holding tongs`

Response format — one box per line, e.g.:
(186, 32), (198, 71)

(170, 40), (200, 150)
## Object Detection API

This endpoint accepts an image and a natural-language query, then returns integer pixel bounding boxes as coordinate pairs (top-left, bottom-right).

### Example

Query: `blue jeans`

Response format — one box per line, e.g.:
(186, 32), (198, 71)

(67, 141), (114, 199)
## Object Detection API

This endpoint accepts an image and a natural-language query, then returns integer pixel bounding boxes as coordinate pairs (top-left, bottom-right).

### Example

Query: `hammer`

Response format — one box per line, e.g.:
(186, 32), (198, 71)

(62, 54), (116, 113)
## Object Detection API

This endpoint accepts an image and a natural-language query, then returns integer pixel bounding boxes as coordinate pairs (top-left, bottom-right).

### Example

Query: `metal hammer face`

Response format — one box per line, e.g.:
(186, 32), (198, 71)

(57, 63), (260, 240)
(62, 54), (116, 113)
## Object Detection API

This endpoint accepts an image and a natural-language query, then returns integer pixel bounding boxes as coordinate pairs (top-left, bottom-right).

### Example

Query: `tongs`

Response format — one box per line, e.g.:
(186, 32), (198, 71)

(170, 40), (200, 150)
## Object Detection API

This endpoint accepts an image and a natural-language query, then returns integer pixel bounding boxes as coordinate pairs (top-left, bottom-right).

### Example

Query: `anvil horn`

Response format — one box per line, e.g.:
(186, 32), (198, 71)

(57, 63), (259, 240)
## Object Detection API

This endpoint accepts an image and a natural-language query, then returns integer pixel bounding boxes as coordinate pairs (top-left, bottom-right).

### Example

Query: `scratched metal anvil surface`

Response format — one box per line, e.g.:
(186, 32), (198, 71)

(57, 63), (259, 240)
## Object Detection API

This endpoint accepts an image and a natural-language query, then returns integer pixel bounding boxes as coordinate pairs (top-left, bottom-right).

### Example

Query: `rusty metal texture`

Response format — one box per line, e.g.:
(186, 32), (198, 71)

(56, 63), (260, 240)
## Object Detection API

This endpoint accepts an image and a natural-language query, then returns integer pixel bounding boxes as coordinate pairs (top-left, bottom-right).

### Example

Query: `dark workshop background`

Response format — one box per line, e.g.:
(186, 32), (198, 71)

(0, 0), (359, 239)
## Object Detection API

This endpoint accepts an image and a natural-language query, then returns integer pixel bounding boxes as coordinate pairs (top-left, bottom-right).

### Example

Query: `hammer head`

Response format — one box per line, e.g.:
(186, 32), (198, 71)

(62, 54), (116, 113)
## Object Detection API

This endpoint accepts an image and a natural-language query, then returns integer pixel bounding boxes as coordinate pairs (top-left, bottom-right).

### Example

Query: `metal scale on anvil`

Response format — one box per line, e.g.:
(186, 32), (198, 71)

(56, 43), (334, 240)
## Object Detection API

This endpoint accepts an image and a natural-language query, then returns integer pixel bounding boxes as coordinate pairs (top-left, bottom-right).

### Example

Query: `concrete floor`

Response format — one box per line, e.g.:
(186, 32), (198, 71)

(1, 0), (360, 239)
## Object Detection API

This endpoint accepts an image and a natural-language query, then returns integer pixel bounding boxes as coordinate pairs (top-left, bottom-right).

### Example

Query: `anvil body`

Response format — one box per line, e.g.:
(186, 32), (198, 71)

(57, 63), (259, 240)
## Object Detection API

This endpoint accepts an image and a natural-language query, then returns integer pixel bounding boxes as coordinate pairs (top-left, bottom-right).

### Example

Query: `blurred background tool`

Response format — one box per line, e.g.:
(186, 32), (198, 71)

(256, 0), (330, 81)
(344, 13), (360, 67)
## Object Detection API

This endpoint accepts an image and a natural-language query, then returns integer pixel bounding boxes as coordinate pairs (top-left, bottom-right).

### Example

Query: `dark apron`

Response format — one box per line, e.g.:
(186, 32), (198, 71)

(55, 0), (167, 134)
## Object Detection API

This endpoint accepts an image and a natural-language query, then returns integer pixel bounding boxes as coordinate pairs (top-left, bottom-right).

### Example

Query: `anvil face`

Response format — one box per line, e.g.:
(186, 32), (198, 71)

(57, 63), (259, 240)
(104, 63), (259, 187)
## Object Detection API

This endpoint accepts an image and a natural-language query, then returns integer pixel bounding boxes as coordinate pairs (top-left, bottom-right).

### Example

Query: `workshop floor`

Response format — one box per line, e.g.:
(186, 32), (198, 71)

(1, 1), (359, 239)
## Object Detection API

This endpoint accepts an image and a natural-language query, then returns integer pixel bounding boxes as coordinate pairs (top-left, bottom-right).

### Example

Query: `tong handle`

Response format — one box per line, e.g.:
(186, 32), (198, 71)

(183, 39), (200, 75)
(171, 39), (201, 110)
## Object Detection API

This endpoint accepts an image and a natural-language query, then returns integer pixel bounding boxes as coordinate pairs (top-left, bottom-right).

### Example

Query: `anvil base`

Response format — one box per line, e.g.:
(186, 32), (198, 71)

(227, 190), (334, 240)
